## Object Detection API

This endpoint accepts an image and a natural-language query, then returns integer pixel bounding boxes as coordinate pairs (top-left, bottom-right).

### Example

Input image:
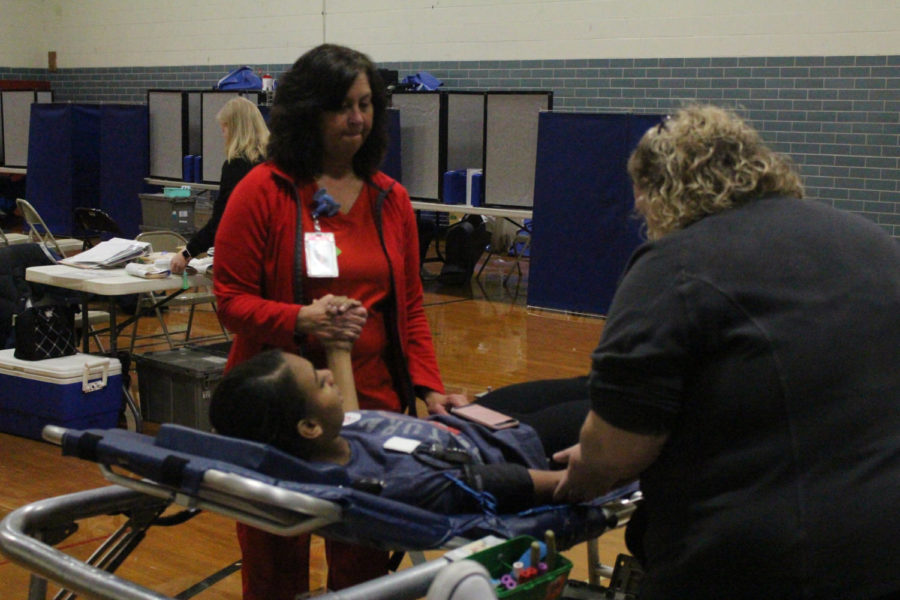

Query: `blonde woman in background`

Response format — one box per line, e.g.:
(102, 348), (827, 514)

(170, 96), (268, 274)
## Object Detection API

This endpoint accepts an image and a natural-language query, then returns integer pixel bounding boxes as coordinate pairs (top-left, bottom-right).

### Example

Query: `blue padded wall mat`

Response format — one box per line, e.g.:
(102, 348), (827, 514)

(26, 104), (148, 238)
(26, 104), (101, 235)
(100, 104), (148, 238)
(527, 112), (663, 316)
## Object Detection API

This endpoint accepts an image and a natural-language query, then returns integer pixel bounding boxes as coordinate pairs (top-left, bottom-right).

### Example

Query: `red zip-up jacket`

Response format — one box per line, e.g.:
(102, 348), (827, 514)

(213, 162), (445, 412)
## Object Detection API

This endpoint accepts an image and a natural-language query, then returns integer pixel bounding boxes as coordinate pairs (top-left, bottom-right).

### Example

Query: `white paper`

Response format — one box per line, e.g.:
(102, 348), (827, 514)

(383, 436), (421, 454)
(125, 262), (170, 279)
(61, 238), (150, 268)
(185, 256), (214, 275)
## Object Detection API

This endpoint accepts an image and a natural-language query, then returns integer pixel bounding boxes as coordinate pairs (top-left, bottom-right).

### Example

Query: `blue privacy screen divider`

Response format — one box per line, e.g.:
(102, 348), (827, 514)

(527, 112), (663, 316)
(26, 104), (148, 238)
(99, 105), (148, 238)
(26, 104), (100, 235)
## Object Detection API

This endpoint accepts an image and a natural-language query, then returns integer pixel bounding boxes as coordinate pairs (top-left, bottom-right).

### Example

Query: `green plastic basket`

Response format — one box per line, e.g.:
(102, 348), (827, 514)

(467, 535), (572, 600)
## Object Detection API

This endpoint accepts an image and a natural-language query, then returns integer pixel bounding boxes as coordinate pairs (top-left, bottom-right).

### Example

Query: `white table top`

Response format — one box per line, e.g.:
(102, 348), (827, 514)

(26, 264), (210, 296)
(0, 166), (27, 175)
(409, 200), (532, 220)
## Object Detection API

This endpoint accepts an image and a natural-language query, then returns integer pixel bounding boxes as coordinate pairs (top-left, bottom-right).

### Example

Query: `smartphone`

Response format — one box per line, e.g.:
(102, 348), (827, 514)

(451, 403), (520, 430)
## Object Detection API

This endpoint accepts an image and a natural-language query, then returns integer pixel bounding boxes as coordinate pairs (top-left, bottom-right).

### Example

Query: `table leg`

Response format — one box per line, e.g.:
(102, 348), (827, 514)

(107, 298), (119, 355)
(80, 298), (90, 354)
(101, 299), (142, 431)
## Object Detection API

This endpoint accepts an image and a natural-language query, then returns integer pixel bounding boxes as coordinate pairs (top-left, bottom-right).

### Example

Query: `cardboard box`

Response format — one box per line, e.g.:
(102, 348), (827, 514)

(135, 346), (228, 431)
(0, 350), (122, 440)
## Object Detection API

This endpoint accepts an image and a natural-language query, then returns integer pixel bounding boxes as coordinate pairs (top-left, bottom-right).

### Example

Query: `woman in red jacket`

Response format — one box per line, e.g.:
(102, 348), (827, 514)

(213, 44), (466, 599)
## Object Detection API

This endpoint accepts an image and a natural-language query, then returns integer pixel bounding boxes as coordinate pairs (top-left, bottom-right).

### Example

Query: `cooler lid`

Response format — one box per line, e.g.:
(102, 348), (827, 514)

(0, 349), (122, 381)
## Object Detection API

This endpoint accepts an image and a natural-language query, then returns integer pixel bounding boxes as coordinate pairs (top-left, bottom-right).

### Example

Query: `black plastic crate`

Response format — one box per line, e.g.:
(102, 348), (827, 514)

(135, 346), (228, 431)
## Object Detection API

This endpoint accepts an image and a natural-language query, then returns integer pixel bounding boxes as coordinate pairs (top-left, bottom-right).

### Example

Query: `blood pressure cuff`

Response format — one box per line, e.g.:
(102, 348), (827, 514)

(464, 463), (534, 513)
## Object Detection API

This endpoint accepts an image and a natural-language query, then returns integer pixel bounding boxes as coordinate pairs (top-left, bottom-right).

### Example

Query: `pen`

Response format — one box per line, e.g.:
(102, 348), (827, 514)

(530, 540), (541, 568)
(545, 530), (556, 570)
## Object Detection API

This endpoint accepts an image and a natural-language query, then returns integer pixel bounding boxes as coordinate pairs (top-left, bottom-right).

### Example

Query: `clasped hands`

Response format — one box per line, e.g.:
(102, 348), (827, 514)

(296, 294), (367, 351)
(295, 294), (468, 415)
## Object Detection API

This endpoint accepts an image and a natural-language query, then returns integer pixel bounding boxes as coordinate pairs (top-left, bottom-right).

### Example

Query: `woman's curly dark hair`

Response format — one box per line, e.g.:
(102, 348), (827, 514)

(267, 44), (388, 181)
(627, 104), (804, 239)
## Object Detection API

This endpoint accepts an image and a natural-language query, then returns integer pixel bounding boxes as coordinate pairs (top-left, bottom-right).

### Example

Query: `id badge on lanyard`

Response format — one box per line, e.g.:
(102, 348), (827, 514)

(305, 231), (339, 277)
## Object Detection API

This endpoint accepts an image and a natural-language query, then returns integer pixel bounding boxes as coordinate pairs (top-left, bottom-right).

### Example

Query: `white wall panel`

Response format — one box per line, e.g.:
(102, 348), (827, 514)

(1, 0), (898, 69)
(42, 0), (323, 68)
(0, 0), (47, 68)
(326, 0), (900, 61)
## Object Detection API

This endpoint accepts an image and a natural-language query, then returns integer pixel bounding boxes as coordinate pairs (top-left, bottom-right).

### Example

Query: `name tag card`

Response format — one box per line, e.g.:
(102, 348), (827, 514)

(305, 232), (339, 278)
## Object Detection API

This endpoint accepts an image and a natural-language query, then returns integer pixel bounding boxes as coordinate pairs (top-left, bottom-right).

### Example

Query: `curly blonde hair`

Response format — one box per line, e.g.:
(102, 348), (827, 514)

(217, 96), (269, 163)
(627, 104), (804, 240)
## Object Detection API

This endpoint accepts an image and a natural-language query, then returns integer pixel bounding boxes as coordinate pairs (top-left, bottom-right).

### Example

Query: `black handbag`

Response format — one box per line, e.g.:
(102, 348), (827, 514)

(14, 303), (78, 360)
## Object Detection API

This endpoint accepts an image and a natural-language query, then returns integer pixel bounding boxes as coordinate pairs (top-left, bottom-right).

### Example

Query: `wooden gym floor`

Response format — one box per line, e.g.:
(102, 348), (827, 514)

(0, 252), (627, 598)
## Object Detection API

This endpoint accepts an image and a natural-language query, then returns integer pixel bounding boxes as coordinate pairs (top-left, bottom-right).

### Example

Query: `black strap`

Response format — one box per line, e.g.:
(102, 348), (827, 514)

(413, 441), (475, 467)
(370, 181), (394, 242)
(159, 455), (189, 488)
(370, 182), (418, 415)
(293, 190), (305, 308)
(74, 432), (102, 461)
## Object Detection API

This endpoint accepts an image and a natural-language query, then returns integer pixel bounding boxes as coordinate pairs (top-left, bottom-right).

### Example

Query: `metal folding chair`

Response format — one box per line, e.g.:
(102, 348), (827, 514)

(16, 198), (83, 257)
(73, 207), (124, 250)
(128, 230), (228, 352)
(0, 226), (30, 247)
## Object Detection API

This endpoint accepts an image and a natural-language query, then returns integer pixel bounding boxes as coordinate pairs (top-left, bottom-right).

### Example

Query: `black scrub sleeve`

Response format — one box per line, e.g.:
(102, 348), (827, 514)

(185, 158), (255, 258)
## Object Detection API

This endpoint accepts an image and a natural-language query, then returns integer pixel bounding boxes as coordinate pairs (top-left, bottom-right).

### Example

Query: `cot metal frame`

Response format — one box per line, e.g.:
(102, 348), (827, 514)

(0, 425), (642, 600)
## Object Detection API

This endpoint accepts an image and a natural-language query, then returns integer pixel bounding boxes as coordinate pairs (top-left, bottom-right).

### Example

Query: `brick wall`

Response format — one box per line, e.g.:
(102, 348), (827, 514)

(2, 54), (898, 237)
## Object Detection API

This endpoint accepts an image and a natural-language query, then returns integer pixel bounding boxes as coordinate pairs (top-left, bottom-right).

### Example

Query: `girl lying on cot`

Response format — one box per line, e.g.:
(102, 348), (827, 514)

(208, 346), (577, 514)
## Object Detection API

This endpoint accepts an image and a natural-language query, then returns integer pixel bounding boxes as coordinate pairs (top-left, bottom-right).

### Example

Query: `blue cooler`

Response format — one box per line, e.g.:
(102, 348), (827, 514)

(0, 350), (122, 440)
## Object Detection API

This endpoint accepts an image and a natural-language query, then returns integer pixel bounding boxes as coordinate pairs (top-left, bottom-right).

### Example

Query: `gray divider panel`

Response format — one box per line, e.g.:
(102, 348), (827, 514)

(446, 92), (484, 173)
(484, 92), (551, 208)
(392, 92), (441, 201)
(2, 90), (52, 168)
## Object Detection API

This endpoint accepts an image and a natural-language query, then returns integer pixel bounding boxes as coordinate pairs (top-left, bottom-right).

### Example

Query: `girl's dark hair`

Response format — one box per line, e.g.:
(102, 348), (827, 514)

(209, 349), (309, 455)
(267, 43), (388, 180)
